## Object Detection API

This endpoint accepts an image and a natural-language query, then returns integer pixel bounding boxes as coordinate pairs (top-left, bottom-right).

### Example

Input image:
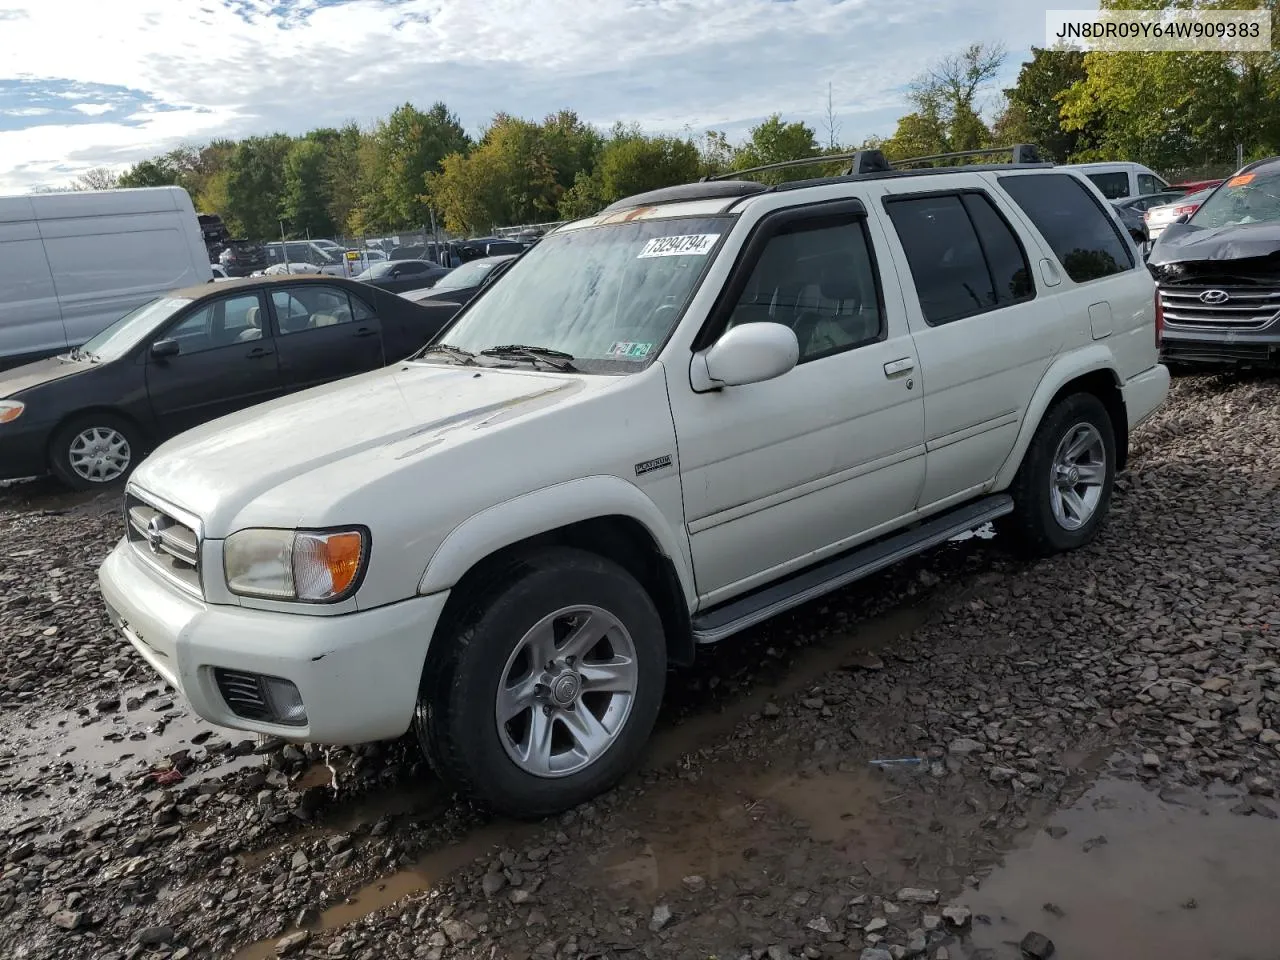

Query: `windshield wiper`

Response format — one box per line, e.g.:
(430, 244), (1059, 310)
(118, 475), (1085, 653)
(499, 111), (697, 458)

(415, 342), (476, 365)
(478, 344), (577, 371)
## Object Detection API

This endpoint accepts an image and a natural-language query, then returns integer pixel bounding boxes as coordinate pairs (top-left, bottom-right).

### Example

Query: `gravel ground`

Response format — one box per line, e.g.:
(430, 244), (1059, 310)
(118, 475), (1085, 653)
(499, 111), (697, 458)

(1, 372), (1277, 960)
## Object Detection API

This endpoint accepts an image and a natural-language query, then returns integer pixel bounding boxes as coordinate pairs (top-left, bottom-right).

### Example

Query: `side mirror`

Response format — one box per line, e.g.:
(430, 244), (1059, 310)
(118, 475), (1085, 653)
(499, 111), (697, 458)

(695, 322), (799, 389)
(1174, 213), (1190, 224)
(151, 339), (180, 359)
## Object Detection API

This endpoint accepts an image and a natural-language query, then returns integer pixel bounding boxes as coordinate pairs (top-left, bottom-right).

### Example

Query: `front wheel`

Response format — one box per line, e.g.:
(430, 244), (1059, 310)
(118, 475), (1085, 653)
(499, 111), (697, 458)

(49, 413), (144, 491)
(415, 547), (667, 819)
(1000, 392), (1116, 557)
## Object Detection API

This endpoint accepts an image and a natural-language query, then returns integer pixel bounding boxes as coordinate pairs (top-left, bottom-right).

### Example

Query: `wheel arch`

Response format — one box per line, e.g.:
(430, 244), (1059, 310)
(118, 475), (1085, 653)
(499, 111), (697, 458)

(420, 477), (698, 669)
(993, 350), (1128, 490)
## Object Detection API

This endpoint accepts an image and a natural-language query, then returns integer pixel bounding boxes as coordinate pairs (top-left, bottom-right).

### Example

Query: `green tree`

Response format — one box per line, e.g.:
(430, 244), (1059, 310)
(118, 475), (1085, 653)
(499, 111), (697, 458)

(280, 138), (334, 237)
(732, 114), (821, 182)
(323, 123), (365, 235)
(362, 102), (470, 228)
(595, 126), (701, 201)
(1002, 47), (1091, 161)
(118, 158), (179, 188)
(539, 110), (603, 191)
(887, 42), (1005, 162)
(225, 134), (292, 239)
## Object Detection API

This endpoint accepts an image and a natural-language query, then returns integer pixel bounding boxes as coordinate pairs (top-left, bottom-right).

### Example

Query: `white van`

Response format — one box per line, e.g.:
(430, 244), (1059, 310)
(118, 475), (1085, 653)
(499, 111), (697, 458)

(1060, 161), (1170, 200)
(0, 186), (211, 370)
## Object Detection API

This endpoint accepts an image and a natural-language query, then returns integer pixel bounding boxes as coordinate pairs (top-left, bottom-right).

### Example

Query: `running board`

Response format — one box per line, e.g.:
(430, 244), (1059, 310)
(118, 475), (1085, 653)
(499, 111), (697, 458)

(690, 494), (1013, 645)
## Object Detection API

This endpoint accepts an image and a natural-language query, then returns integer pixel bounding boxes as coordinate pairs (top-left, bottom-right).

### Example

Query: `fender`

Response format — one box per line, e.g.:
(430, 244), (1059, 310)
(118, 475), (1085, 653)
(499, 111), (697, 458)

(417, 474), (698, 608)
(990, 345), (1121, 490)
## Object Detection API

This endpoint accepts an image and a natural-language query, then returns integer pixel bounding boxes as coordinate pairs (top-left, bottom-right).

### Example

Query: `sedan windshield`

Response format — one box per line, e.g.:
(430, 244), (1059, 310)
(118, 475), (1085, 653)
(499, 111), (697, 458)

(1191, 169), (1280, 228)
(79, 297), (193, 362)
(433, 259), (498, 291)
(430, 217), (732, 372)
(356, 262), (396, 279)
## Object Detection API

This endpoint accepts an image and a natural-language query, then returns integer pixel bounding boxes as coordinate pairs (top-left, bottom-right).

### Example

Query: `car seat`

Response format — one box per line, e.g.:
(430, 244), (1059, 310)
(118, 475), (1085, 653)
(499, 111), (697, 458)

(237, 306), (263, 342)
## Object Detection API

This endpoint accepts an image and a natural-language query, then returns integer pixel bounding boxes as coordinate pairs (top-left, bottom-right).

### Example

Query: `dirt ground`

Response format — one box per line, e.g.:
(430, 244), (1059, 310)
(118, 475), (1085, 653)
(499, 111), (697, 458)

(1, 372), (1278, 960)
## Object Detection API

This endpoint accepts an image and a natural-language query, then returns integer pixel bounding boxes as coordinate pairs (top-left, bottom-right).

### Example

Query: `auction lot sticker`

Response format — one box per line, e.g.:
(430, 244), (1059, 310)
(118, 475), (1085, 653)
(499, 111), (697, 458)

(638, 234), (720, 258)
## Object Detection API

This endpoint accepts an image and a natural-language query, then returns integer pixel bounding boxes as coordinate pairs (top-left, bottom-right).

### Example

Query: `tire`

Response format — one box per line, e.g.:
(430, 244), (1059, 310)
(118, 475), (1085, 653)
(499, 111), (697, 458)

(415, 547), (667, 819)
(48, 413), (145, 492)
(999, 392), (1116, 558)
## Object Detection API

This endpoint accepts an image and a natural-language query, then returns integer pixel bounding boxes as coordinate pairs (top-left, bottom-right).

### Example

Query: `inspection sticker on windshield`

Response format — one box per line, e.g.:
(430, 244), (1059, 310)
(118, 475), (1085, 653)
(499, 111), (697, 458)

(637, 234), (720, 258)
(608, 341), (653, 359)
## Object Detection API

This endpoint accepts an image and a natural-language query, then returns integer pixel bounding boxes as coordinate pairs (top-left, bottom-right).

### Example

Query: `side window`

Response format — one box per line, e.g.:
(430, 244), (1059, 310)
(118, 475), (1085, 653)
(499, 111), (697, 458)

(999, 173), (1135, 283)
(884, 195), (996, 325)
(398, 261), (428, 275)
(349, 293), (375, 321)
(1137, 173), (1164, 195)
(163, 294), (264, 354)
(285, 242), (311, 264)
(1086, 172), (1130, 199)
(960, 193), (1034, 304)
(272, 285), (358, 335)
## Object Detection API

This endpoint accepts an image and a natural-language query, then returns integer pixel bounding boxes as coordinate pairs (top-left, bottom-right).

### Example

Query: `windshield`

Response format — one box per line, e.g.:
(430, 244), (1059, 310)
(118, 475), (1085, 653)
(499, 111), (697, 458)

(428, 217), (732, 373)
(357, 262), (395, 279)
(433, 259), (500, 291)
(1190, 169), (1280, 228)
(79, 297), (192, 361)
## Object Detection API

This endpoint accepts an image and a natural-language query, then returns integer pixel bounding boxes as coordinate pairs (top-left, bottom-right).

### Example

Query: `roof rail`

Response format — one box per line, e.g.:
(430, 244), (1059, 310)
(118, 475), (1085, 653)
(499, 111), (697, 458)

(708, 143), (1047, 183)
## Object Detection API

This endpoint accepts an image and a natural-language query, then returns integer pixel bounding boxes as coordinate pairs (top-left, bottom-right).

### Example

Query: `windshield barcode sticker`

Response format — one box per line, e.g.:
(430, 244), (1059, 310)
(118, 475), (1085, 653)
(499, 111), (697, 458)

(637, 234), (720, 258)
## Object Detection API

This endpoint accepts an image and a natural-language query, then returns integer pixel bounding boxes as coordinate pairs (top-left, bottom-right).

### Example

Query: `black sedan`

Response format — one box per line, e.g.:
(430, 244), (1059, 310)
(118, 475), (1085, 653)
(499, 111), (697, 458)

(400, 255), (517, 308)
(0, 276), (461, 490)
(353, 259), (452, 293)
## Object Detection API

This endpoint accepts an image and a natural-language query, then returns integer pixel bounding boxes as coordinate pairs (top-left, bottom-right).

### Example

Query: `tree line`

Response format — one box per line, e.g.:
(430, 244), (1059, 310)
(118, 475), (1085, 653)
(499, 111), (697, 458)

(71, 8), (1280, 240)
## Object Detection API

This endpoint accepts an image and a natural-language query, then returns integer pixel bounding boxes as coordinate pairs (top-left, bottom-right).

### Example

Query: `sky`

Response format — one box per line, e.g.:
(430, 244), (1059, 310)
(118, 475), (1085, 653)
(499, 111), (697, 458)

(0, 0), (1090, 193)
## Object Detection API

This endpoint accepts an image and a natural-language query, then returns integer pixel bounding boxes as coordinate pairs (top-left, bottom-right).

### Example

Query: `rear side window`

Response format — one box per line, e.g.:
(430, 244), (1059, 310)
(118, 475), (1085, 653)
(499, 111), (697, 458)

(999, 174), (1134, 283)
(1086, 171), (1130, 199)
(885, 192), (1032, 326)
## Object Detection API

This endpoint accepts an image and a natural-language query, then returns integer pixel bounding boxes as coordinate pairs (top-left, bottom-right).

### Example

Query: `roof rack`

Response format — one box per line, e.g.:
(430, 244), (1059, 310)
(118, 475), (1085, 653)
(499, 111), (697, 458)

(704, 144), (1045, 183)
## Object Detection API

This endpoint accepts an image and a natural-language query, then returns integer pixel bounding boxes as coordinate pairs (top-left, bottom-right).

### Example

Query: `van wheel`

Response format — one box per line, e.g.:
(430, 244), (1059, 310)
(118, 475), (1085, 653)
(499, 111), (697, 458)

(49, 414), (144, 491)
(415, 547), (666, 819)
(1000, 393), (1116, 557)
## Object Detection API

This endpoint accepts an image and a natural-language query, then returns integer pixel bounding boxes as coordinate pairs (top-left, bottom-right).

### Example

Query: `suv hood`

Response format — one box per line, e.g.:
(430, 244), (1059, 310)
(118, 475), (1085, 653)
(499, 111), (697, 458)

(132, 362), (593, 535)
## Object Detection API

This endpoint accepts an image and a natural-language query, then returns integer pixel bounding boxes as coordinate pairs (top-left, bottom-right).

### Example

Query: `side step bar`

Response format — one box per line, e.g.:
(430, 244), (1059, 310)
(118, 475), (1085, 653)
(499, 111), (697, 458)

(690, 494), (1013, 645)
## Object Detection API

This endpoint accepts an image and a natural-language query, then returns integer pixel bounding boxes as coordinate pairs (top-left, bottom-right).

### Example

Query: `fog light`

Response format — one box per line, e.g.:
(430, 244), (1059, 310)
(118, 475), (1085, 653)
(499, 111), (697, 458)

(263, 677), (308, 726)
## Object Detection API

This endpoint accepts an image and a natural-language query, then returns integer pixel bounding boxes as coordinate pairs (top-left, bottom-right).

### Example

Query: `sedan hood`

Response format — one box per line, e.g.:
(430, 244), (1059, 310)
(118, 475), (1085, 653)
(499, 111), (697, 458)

(0, 355), (91, 399)
(1150, 220), (1280, 267)
(131, 362), (593, 534)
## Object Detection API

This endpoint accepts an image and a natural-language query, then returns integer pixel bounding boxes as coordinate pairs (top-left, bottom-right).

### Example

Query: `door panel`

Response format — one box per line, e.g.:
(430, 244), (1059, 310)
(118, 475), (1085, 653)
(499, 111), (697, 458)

(268, 285), (385, 390)
(146, 291), (284, 437)
(668, 207), (925, 604)
(874, 183), (1063, 507)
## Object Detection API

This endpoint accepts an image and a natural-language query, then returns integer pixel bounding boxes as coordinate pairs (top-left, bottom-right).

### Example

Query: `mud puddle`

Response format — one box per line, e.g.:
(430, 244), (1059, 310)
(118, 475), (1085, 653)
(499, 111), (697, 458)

(964, 775), (1280, 960)
(0, 683), (255, 835)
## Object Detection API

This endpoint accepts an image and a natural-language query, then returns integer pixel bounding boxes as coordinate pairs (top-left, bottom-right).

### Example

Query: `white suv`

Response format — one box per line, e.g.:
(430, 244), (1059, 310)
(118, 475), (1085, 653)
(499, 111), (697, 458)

(97, 147), (1169, 818)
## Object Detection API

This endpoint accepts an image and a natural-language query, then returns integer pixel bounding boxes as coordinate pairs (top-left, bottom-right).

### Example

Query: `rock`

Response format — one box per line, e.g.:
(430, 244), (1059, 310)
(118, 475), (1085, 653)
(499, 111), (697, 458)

(988, 766), (1018, 783)
(1044, 826), (1068, 839)
(844, 652), (885, 671)
(922, 915), (941, 932)
(482, 872), (507, 896)
(135, 926), (174, 946)
(1019, 931), (1055, 959)
(864, 918), (888, 933)
(860, 950), (893, 960)
(948, 738), (984, 756)
(1260, 729), (1280, 746)
(897, 888), (939, 905)
(296, 907), (320, 928)
(1201, 677), (1231, 692)
(1248, 777), (1275, 797)
(1236, 716), (1263, 736)
(906, 931), (927, 956)
(276, 931), (309, 955)
(95, 696), (120, 712)
(1082, 835), (1108, 853)
(762, 703), (782, 719)
(1042, 903), (1065, 918)
(802, 697), (825, 709)
(806, 916), (833, 933)
(51, 910), (85, 930)
(681, 875), (706, 893)
(441, 919), (478, 945)
(1141, 752), (1161, 769)
(934, 950), (949, 960)
(649, 904), (672, 932)
(941, 906), (971, 927)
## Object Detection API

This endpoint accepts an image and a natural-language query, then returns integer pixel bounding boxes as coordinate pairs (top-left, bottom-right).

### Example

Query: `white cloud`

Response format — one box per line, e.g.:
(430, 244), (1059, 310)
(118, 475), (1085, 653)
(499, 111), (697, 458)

(70, 103), (115, 116)
(0, 0), (1075, 192)
(0, 107), (52, 117)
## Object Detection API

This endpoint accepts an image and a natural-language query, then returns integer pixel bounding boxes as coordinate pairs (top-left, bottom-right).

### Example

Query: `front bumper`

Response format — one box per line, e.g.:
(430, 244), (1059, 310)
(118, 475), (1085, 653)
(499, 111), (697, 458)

(1120, 363), (1170, 429)
(0, 419), (53, 481)
(98, 539), (449, 743)
(1160, 327), (1280, 367)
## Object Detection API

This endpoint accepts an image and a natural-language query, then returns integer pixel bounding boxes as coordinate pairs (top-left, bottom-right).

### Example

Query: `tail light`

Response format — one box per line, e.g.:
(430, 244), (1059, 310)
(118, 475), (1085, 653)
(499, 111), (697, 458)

(1173, 202), (1200, 217)
(1154, 287), (1164, 348)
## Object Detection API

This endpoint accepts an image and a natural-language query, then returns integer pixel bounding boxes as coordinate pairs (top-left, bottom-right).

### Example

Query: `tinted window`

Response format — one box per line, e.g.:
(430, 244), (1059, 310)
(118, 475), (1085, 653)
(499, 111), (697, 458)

(271, 285), (357, 335)
(961, 193), (1034, 304)
(1086, 172), (1130, 199)
(165, 294), (264, 354)
(397, 261), (429, 275)
(1137, 173), (1165, 195)
(999, 174), (1134, 283)
(725, 217), (883, 361)
(885, 195), (994, 325)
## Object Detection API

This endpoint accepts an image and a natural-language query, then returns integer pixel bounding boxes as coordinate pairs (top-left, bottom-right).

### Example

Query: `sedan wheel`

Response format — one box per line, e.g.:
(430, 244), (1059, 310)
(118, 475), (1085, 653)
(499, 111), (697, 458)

(68, 426), (133, 484)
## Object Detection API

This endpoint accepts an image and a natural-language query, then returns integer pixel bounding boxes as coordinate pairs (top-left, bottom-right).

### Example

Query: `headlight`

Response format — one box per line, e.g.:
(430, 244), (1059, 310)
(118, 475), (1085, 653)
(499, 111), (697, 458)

(223, 528), (368, 602)
(0, 401), (24, 424)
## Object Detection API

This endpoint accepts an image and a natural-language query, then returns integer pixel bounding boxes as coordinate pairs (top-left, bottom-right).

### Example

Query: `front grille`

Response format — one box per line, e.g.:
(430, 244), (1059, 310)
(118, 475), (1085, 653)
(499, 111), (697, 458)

(1159, 285), (1280, 330)
(214, 669), (273, 722)
(1162, 340), (1278, 365)
(124, 492), (202, 595)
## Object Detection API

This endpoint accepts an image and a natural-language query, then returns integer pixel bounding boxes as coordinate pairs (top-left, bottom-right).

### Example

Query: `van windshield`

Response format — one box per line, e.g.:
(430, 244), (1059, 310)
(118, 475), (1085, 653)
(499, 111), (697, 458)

(79, 297), (192, 362)
(424, 217), (732, 373)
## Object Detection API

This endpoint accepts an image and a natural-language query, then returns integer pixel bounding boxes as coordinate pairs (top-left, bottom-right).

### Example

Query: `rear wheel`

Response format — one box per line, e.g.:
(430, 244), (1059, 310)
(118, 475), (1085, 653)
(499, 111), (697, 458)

(1000, 392), (1116, 557)
(49, 413), (144, 491)
(415, 547), (667, 819)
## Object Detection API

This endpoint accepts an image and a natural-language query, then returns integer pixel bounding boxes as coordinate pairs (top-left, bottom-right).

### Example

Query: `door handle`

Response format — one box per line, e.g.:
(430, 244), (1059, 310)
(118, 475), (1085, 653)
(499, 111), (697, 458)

(245, 347), (274, 359)
(883, 357), (914, 377)
(352, 327), (377, 338)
